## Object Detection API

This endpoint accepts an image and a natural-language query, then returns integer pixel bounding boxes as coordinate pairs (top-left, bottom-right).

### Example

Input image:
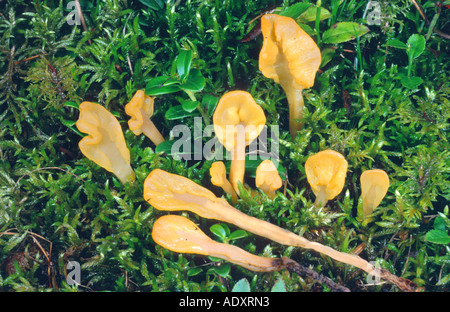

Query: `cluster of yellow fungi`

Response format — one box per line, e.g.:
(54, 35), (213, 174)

(212, 90), (267, 197)
(144, 167), (390, 278)
(75, 13), (413, 291)
(76, 90), (165, 184)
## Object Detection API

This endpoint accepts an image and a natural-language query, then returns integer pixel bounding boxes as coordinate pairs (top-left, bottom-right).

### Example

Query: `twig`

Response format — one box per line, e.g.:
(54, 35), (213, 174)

(240, 7), (277, 42)
(74, 0), (92, 45)
(401, 234), (413, 277)
(379, 269), (417, 292)
(282, 257), (351, 292)
(0, 229), (57, 288)
(410, 0), (449, 39)
(29, 231), (54, 288)
(281, 254), (416, 292)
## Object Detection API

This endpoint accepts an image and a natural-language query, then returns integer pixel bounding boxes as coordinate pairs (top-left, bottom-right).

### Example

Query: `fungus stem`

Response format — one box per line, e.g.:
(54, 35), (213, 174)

(141, 116), (165, 146)
(115, 168), (136, 185)
(208, 241), (282, 272)
(172, 192), (377, 276)
(220, 179), (238, 204)
(313, 186), (328, 208)
(210, 161), (238, 203)
(284, 84), (304, 140)
(264, 188), (276, 200)
(230, 147), (245, 195)
(229, 125), (246, 195)
(279, 72), (304, 139)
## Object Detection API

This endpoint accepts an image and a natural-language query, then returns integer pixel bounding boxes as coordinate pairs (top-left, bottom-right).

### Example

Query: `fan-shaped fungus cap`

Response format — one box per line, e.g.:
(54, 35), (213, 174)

(124, 90), (165, 146)
(76, 102), (135, 184)
(144, 169), (233, 220)
(255, 160), (282, 199)
(305, 150), (348, 207)
(210, 161), (237, 203)
(360, 169), (390, 217)
(152, 215), (284, 272)
(259, 14), (321, 139)
(213, 91), (266, 195)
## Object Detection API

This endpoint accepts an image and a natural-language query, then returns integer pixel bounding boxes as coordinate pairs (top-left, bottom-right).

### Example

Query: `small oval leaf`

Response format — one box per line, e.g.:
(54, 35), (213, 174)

(181, 100), (200, 112)
(280, 2), (311, 19)
(165, 105), (197, 120)
(180, 68), (205, 92)
(232, 278), (251, 292)
(210, 224), (227, 239)
(297, 5), (331, 22)
(145, 76), (180, 95)
(400, 75), (423, 89)
(176, 49), (193, 79)
(228, 230), (248, 241)
(425, 229), (450, 245)
(407, 34), (426, 60)
(271, 279), (287, 292)
(322, 22), (369, 44)
(386, 39), (407, 49)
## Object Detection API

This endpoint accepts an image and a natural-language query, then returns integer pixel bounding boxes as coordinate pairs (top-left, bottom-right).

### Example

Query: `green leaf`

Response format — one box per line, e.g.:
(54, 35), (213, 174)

(145, 76), (180, 95)
(187, 267), (203, 277)
(232, 278), (251, 292)
(212, 264), (230, 278)
(280, 2), (311, 19)
(297, 5), (331, 23)
(176, 49), (193, 79)
(322, 22), (369, 44)
(433, 216), (447, 232)
(155, 140), (175, 154)
(400, 75), (423, 89)
(61, 119), (76, 127)
(437, 273), (450, 286)
(407, 34), (426, 60)
(298, 23), (315, 36)
(320, 47), (336, 67)
(375, 221), (398, 228)
(4, 232), (28, 253)
(210, 224), (227, 240)
(202, 94), (219, 117)
(425, 229), (450, 245)
(181, 100), (200, 112)
(180, 69), (205, 92)
(64, 101), (80, 109)
(426, 12), (440, 40)
(165, 105), (197, 120)
(138, 0), (164, 10)
(271, 279), (287, 292)
(228, 230), (248, 241)
(385, 39), (407, 49)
